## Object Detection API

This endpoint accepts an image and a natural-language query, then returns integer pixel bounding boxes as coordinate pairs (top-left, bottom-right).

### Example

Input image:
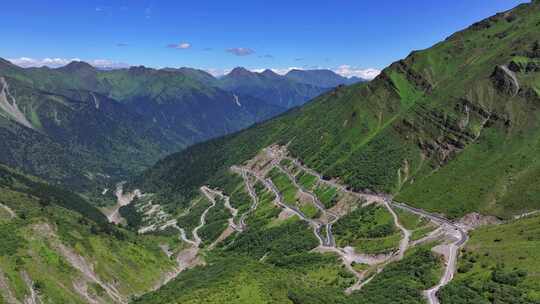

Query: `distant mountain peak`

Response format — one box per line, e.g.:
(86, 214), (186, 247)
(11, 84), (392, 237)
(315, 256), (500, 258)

(285, 69), (364, 87)
(228, 67), (254, 77)
(127, 65), (155, 76)
(60, 61), (96, 72)
(260, 69), (280, 78)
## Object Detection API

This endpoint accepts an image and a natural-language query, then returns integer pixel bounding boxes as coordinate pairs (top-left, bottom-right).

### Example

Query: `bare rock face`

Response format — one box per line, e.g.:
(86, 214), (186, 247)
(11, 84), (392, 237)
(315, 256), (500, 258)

(491, 65), (520, 96)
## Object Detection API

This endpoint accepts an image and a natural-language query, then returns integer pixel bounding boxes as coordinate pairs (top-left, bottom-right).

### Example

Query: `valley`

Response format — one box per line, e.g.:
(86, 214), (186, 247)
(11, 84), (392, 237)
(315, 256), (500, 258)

(2, 1), (540, 304)
(123, 145), (473, 304)
(0, 59), (353, 195)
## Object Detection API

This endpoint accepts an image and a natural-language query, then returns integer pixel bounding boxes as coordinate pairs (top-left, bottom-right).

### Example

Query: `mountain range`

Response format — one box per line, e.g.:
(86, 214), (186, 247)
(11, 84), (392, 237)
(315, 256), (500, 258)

(0, 60), (360, 194)
(2, 2), (540, 304)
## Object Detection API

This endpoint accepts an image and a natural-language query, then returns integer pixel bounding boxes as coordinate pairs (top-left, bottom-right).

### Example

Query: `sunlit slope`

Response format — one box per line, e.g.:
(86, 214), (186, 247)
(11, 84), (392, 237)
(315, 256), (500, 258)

(137, 2), (540, 219)
(0, 164), (178, 303)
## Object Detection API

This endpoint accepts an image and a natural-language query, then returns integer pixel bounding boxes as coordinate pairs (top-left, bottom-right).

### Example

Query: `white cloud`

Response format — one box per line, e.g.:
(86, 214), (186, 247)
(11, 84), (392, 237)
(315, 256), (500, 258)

(8, 57), (130, 69)
(332, 65), (381, 80)
(167, 42), (191, 49)
(226, 48), (255, 56)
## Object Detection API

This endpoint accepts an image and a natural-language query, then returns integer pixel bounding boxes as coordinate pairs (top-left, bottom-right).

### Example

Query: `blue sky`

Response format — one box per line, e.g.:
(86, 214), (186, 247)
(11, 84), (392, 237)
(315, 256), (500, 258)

(0, 0), (528, 78)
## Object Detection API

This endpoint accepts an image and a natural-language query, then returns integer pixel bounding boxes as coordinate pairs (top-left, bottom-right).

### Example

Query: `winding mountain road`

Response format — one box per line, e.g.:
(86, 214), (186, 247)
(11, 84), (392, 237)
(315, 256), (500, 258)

(383, 201), (411, 260)
(193, 187), (219, 245)
(138, 146), (469, 302)
(240, 164), (395, 292)
(232, 167), (261, 230)
(265, 147), (468, 301)
(390, 201), (468, 304)
(201, 186), (243, 232)
(276, 164), (340, 247)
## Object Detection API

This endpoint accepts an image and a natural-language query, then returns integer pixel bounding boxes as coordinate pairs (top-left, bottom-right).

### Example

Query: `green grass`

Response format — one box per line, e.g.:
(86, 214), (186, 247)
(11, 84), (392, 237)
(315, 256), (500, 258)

(299, 202), (320, 219)
(176, 197), (212, 237)
(441, 215), (540, 303)
(355, 233), (402, 255)
(133, 253), (355, 304)
(397, 127), (540, 219)
(395, 209), (424, 230)
(226, 219), (318, 261)
(297, 171), (318, 190)
(334, 205), (397, 248)
(199, 198), (231, 246)
(0, 207), (13, 223)
(395, 209), (436, 241)
(268, 168), (298, 206)
(314, 185), (338, 209)
(229, 185), (253, 216)
(410, 225), (436, 242)
(279, 158), (293, 168)
(0, 178), (177, 303)
(350, 246), (442, 304)
(388, 70), (424, 107)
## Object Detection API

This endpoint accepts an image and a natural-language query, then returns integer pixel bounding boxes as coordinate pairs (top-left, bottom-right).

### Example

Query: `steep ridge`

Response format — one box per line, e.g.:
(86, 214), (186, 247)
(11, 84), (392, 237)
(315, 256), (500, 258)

(136, 1), (540, 220)
(130, 2), (540, 303)
(0, 60), (354, 195)
(0, 62), (282, 193)
(0, 164), (179, 304)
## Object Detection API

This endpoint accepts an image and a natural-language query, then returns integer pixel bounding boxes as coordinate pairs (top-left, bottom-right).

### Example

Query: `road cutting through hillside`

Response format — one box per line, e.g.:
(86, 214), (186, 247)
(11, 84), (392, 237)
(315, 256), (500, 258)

(389, 202), (468, 304)
(231, 166), (262, 229)
(383, 201), (411, 260)
(200, 186), (242, 233)
(276, 163), (339, 247)
(239, 165), (394, 293)
(136, 146), (468, 302)
(263, 146), (468, 301)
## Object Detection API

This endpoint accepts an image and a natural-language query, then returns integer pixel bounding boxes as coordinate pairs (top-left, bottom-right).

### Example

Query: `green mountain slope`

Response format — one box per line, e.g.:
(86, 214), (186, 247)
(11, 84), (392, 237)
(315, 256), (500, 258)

(0, 60), (282, 192)
(0, 164), (180, 304)
(136, 1), (540, 220)
(440, 213), (540, 303)
(127, 147), (444, 304)
(5, 2), (540, 304)
(128, 4), (540, 302)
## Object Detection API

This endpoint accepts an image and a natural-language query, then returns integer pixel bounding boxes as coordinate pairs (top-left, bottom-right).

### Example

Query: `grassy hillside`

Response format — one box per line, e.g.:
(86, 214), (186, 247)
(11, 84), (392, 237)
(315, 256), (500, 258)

(136, 1), (540, 219)
(0, 164), (179, 303)
(113, 3), (540, 304)
(440, 214), (540, 303)
(133, 246), (440, 304)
